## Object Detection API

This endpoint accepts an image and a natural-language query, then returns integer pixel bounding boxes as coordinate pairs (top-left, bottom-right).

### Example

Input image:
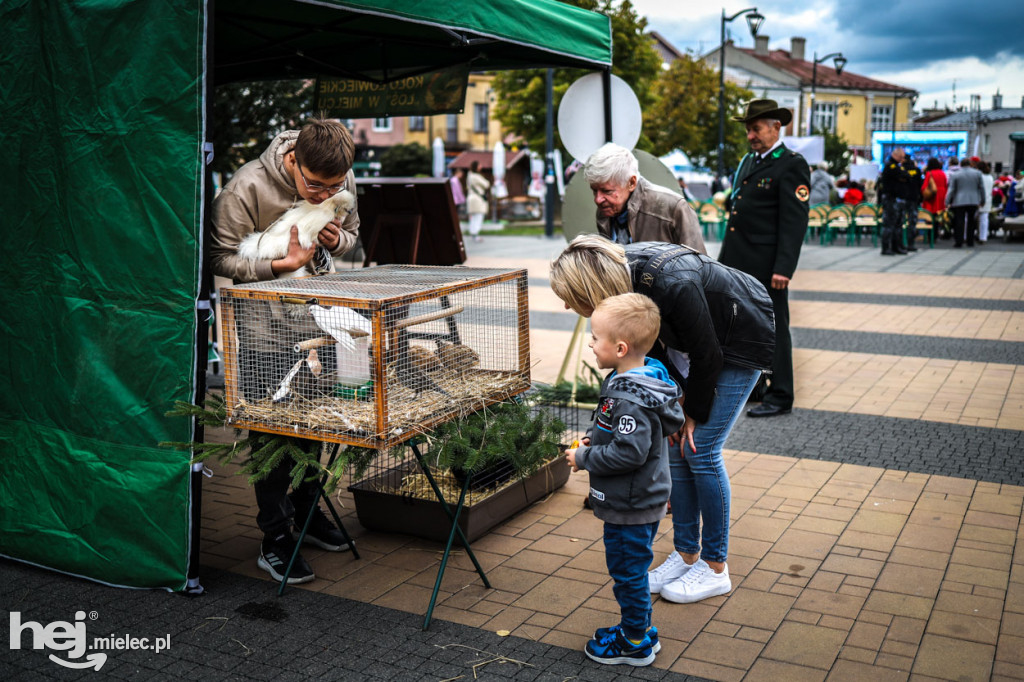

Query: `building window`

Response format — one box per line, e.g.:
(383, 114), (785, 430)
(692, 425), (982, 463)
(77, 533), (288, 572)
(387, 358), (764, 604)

(812, 102), (836, 133)
(372, 118), (392, 132)
(446, 113), (458, 143)
(870, 105), (892, 130)
(408, 116), (425, 132)
(474, 103), (489, 133)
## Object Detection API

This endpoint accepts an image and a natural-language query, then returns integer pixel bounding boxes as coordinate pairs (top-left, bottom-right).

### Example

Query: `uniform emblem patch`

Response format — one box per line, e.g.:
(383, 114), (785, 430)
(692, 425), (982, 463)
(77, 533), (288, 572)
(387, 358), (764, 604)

(596, 397), (615, 431)
(618, 415), (637, 434)
(795, 184), (809, 202)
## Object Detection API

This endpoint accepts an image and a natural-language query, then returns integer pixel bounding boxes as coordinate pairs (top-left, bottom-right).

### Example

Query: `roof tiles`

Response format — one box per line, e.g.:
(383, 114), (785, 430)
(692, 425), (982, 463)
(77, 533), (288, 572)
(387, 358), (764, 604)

(738, 47), (915, 94)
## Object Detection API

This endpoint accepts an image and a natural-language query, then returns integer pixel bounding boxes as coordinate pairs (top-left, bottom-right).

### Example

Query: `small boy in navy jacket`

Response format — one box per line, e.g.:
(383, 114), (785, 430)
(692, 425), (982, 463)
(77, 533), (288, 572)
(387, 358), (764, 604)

(566, 293), (685, 666)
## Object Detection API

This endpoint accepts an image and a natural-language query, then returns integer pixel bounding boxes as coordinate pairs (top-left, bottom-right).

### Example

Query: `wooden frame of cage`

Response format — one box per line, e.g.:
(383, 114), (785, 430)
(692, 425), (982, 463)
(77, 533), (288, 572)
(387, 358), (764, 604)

(219, 269), (531, 449)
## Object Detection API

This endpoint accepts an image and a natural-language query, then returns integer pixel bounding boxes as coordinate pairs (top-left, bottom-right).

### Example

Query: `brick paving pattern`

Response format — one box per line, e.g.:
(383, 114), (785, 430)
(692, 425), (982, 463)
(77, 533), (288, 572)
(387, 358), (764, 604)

(4, 229), (1023, 681)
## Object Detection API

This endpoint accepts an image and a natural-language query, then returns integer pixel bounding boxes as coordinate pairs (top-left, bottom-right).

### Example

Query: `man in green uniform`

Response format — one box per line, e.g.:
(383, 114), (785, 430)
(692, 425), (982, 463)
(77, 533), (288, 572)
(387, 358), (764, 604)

(718, 100), (810, 418)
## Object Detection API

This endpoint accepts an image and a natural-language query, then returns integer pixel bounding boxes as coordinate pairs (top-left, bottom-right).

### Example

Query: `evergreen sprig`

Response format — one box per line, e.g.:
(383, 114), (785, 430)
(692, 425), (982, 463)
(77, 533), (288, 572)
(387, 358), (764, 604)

(532, 361), (604, 406)
(427, 401), (565, 479)
(161, 397), (372, 493)
(164, 397), (565, 494)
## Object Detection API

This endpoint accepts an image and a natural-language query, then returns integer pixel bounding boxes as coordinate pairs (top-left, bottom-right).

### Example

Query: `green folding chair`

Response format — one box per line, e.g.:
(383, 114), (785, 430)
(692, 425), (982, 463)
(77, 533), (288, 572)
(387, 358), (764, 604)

(698, 201), (726, 241)
(913, 208), (935, 248)
(853, 203), (881, 247)
(824, 205), (853, 245)
(807, 204), (828, 243)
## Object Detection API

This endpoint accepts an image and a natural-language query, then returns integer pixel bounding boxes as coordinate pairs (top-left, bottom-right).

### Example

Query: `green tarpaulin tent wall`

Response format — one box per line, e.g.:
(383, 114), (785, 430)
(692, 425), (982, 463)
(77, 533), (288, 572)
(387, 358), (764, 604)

(0, 0), (610, 590)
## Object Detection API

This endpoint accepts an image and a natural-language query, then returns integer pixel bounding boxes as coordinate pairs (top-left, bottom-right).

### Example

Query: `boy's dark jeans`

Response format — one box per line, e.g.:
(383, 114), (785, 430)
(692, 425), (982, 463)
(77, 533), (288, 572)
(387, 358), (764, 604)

(604, 520), (660, 640)
(253, 445), (320, 538)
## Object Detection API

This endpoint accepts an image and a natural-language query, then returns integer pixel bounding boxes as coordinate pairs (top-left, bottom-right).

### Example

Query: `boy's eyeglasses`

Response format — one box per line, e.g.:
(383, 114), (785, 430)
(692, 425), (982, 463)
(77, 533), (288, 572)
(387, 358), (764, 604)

(297, 161), (347, 195)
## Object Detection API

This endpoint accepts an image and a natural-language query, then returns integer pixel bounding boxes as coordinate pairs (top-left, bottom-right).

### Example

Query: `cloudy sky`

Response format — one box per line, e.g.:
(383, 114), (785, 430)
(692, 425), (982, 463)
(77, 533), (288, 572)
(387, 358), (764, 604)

(632, 0), (1024, 113)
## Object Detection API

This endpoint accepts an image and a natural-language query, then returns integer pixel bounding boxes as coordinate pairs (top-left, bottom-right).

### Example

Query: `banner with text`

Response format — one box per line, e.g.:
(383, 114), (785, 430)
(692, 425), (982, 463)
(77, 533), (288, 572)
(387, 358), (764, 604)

(316, 66), (470, 118)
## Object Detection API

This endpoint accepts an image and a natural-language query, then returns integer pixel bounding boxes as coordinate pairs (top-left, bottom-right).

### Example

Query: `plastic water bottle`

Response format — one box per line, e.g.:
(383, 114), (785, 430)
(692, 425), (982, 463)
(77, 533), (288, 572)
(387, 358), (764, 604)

(336, 336), (371, 387)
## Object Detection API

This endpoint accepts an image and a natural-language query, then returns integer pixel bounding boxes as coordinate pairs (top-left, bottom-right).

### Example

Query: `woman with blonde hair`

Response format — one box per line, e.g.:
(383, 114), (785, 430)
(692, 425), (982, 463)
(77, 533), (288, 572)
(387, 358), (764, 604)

(551, 235), (775, 604)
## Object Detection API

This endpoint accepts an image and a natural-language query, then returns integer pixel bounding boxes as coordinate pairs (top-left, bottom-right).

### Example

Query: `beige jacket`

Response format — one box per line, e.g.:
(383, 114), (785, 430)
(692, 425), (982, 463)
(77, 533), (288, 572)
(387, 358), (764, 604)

(596, 177), (706, 254)
(211, 130), (360, 283)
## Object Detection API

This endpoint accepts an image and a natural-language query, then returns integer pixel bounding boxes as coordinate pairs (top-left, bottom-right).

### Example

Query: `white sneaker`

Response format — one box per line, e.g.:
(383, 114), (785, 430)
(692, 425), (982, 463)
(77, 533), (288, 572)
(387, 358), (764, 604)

(647, 551), (693, 593)
(660, 560), (731, 603)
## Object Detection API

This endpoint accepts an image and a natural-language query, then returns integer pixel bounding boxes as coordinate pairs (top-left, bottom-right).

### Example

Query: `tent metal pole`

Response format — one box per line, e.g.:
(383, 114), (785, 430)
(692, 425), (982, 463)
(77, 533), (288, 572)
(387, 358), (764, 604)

(544, 68), (555, 238)
(184, 0), (216, 596)
(602, 68), (612, 143)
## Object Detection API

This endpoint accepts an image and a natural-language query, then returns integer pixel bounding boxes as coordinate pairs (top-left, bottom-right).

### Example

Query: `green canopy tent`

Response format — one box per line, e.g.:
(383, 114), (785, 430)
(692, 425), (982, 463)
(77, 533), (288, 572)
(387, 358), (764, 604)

(0, 0), (610, 591)
(214, 0), (612, 81)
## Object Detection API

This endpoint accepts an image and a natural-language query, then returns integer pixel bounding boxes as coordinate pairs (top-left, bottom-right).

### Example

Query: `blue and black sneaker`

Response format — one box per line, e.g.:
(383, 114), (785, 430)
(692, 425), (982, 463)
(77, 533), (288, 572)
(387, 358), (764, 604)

(593, 624), (661, 654)
(584, 629), (655, 667)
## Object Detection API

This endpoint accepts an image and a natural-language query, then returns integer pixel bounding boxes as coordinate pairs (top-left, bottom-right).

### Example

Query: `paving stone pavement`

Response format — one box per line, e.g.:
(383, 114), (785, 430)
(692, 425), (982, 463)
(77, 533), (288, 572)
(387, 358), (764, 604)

(788, 328), (1024, 364)
(727, 408), (1024, 486)
(5, 231), (1024, 681)
(790, 290), (1024, 312)
(2, 561), (709, 681)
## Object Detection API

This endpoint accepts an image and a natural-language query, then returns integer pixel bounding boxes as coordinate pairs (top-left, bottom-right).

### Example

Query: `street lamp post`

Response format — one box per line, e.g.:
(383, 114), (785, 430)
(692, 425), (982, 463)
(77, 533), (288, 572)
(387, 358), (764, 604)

(717, 7), (764, 184)
(484, 88), (494, 150)
(806, 51), (847, 135)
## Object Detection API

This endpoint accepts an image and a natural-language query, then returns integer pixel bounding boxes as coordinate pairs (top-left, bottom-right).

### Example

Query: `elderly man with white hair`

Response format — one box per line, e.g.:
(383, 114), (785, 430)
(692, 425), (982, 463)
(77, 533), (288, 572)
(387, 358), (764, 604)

(585, 143), (706, 253)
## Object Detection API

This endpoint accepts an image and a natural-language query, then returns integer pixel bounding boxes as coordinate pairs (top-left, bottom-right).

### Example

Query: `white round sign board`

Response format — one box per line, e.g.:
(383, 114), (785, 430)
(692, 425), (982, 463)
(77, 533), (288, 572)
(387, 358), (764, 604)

(557, 73), (642, 163)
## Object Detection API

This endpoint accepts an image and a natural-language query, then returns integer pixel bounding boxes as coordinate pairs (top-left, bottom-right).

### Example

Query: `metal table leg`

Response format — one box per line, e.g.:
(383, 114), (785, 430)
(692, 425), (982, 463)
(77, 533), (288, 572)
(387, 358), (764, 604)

(410, 442), (492, 629)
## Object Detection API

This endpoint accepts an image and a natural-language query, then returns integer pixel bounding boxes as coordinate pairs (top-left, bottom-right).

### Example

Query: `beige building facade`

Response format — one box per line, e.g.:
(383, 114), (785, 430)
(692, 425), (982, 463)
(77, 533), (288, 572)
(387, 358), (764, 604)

(703, 36), (917, 160)
(350, 73), (502, 157)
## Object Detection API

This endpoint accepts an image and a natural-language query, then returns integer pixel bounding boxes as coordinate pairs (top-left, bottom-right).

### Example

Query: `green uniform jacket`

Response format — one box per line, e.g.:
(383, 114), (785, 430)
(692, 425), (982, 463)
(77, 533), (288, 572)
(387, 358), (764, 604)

(718, 144), (810, 284)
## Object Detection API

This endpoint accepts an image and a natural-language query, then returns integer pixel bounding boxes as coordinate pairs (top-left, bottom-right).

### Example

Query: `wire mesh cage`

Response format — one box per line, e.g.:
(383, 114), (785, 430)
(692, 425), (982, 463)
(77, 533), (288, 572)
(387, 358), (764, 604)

(219, 266), (531, 449)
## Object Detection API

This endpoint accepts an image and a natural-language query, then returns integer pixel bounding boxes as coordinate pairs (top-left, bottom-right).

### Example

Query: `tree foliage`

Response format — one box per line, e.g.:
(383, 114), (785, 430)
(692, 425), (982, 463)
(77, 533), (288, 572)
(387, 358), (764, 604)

(491, 0), (662, 158)
(211, 79), (315, 177)
(644, 54), (753, 176)
(817, 127), (853, 178)
(379, 142), (432, 177)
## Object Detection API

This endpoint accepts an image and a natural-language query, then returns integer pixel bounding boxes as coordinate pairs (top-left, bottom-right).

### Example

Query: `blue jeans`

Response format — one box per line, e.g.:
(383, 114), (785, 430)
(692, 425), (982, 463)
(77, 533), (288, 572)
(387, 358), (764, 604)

(670, 363), (761, 563)
(604, 521), (659, 640)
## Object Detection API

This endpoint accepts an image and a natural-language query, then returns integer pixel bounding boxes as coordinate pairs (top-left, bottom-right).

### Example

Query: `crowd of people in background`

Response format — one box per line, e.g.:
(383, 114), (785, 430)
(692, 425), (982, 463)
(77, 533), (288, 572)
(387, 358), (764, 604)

(803, 154), (1024, 249)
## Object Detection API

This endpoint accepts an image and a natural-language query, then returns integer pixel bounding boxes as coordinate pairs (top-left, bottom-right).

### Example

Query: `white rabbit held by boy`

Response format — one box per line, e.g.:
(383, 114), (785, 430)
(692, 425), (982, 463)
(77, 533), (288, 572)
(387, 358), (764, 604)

(237, 190), (356, 279)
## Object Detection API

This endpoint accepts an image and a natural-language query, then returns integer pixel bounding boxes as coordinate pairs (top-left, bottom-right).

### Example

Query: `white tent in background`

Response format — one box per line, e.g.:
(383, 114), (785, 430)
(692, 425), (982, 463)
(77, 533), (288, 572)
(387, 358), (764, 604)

(779, 136), (825, 165)
(659, 149), (692, 172)
(658, 149), (714, 185)
(658, 150), (714, 199)
(491, 142), (508, 198)
(432, 137), (445, 177)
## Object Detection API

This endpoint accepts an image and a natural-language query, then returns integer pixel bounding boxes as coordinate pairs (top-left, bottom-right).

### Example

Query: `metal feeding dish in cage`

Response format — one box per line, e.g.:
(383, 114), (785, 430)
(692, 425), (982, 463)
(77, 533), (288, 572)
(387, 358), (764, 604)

(218, 266), (531, 449)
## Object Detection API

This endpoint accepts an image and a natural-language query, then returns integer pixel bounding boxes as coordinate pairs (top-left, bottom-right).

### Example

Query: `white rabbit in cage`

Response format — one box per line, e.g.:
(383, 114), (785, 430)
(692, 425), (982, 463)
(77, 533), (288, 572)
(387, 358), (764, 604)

(237, 190), (356, 279)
